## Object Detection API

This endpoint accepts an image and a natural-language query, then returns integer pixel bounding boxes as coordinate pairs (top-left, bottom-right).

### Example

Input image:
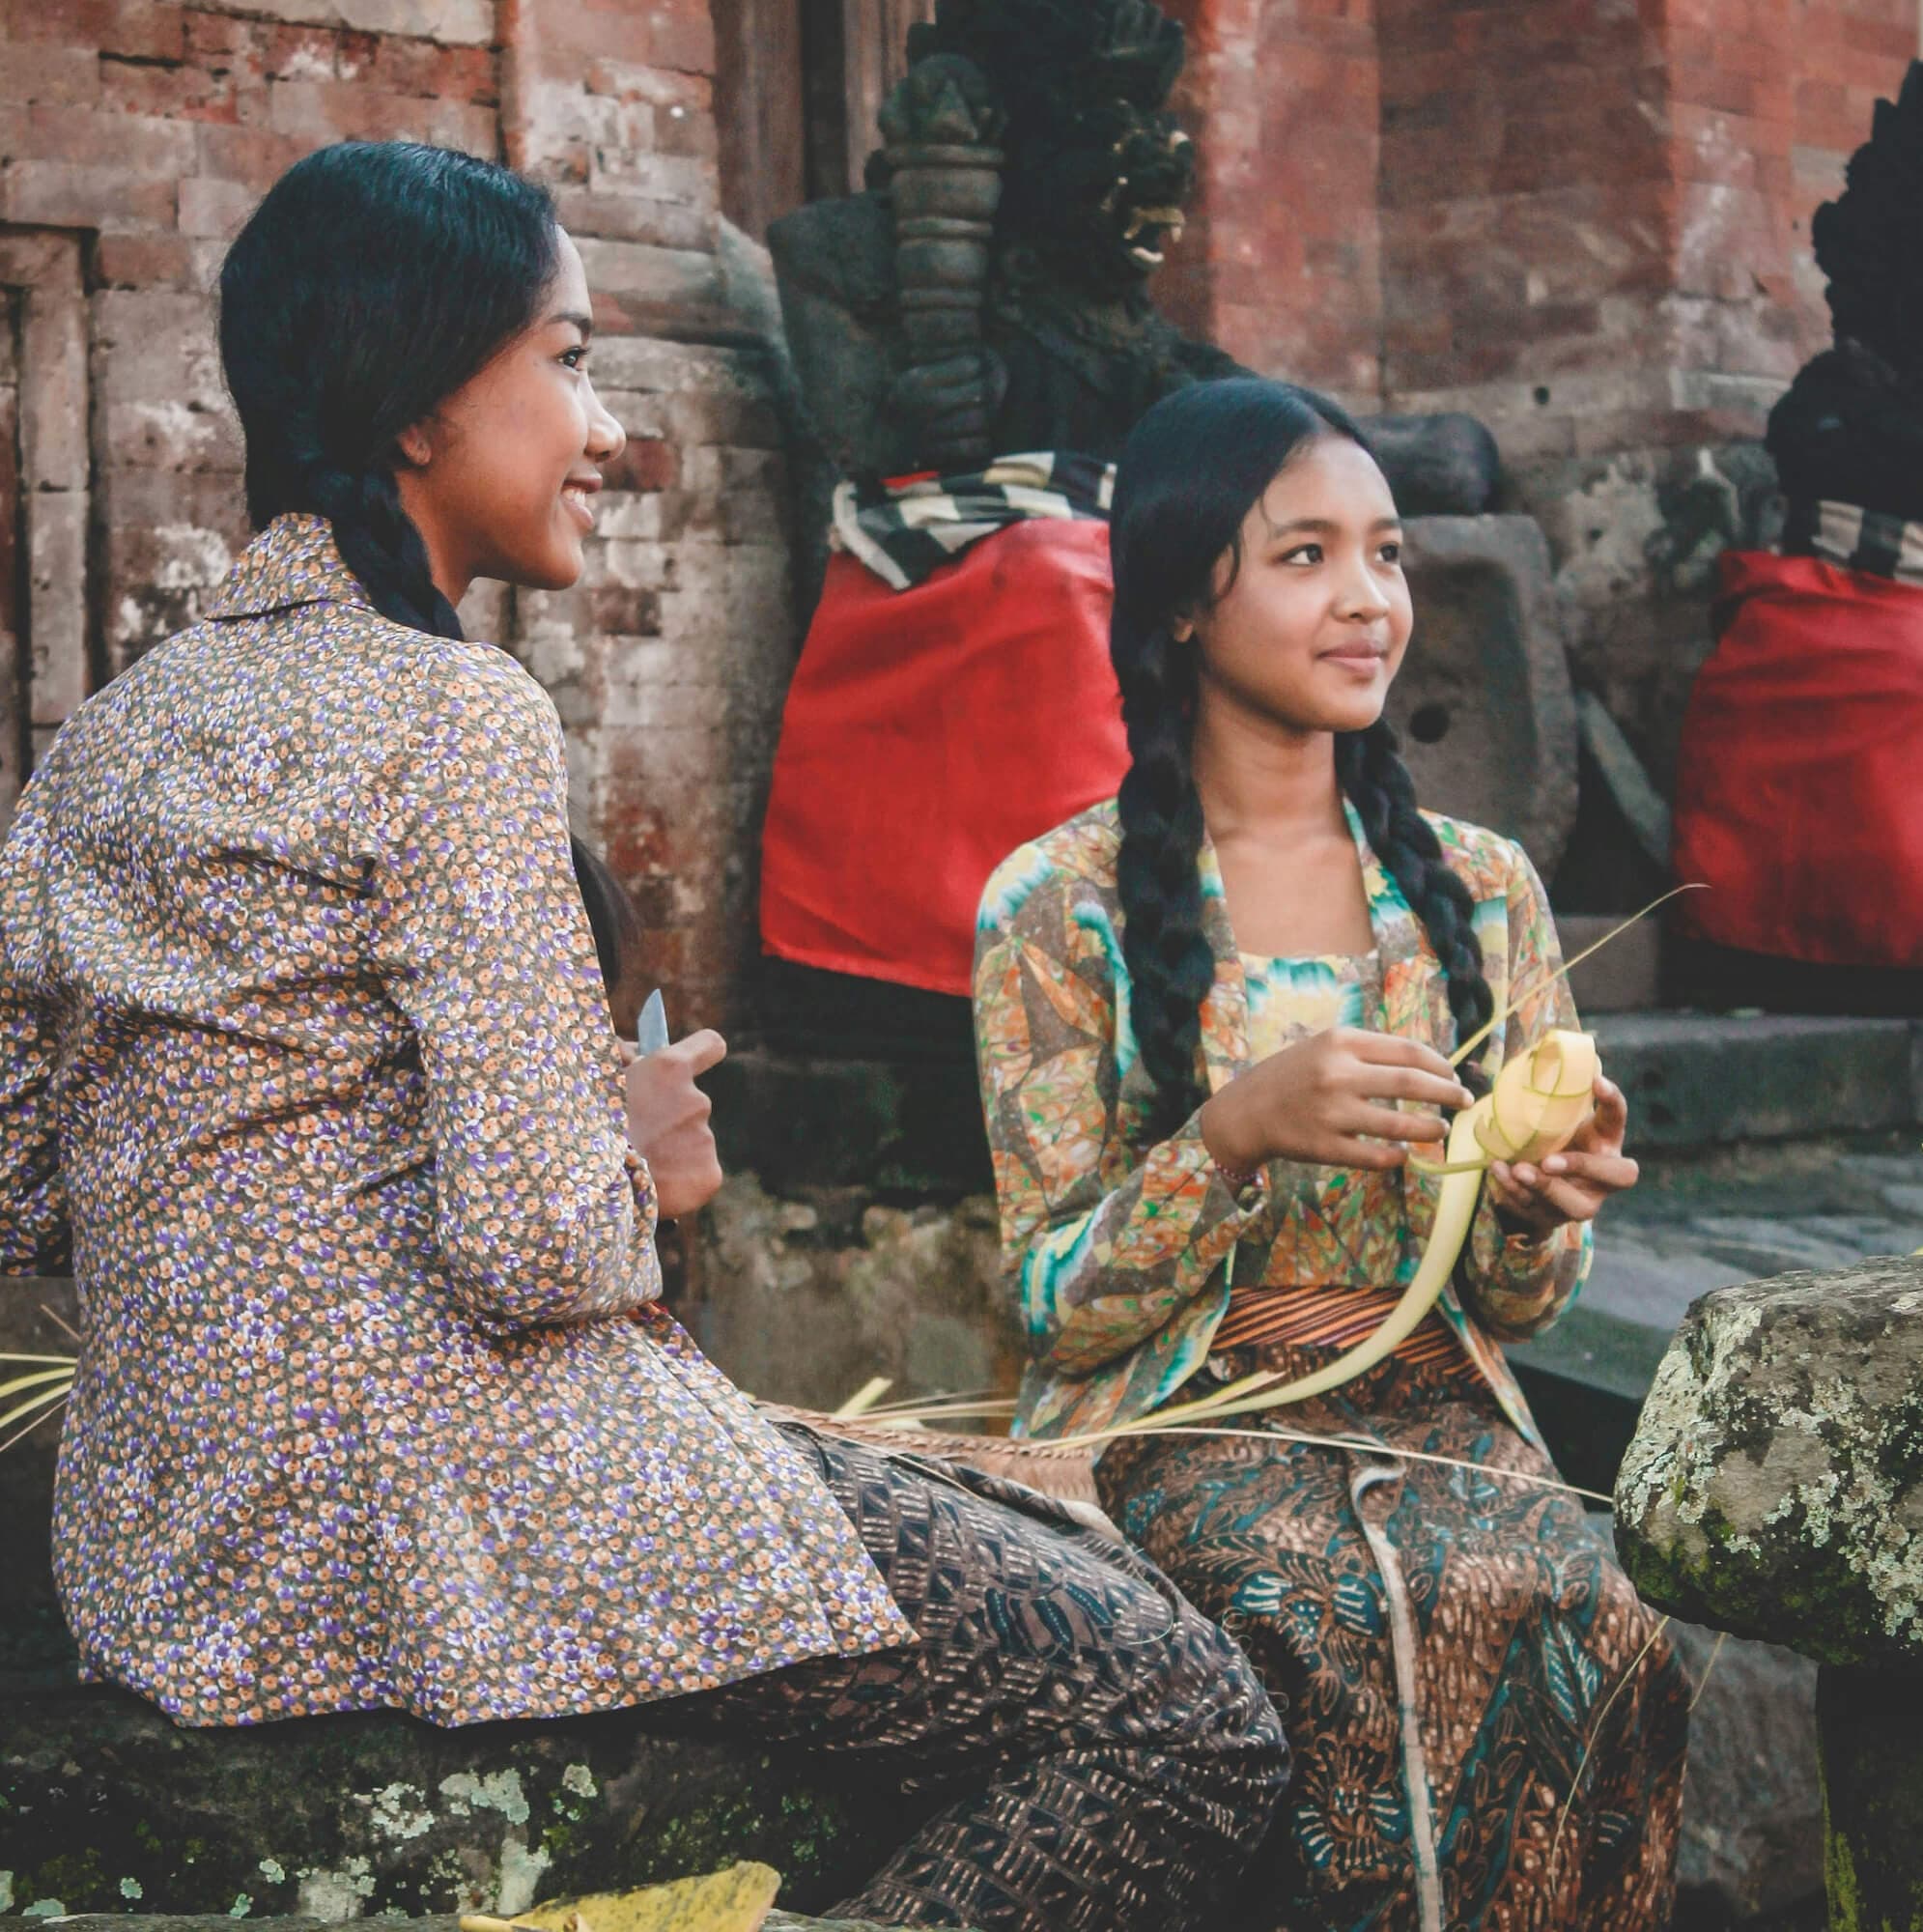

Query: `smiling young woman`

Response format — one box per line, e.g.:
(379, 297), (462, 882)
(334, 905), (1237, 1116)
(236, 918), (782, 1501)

(0, 142), (1286, 1932)
(973, 378), (1687, 1932)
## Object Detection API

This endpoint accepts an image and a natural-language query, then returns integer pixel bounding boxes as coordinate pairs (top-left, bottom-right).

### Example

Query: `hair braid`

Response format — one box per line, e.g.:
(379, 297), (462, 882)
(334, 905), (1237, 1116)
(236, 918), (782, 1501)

(303, 462), (463, 639)
(1338, 720), (1495, 1082)
(1115, 623), (1215, 1135)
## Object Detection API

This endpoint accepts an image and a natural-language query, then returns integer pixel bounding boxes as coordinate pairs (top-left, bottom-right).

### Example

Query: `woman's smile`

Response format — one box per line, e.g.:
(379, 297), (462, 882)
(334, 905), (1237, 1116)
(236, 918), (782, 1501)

(561, 475), (602, 532)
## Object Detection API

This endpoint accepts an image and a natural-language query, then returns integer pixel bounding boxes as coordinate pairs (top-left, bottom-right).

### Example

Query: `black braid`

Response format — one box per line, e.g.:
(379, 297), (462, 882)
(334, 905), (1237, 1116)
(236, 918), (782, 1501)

(1338, 719), (1494, 1084)
(1115, 624), (1214, 1136)
(218, 142), (558, 640)
(303, 462), (463, 639)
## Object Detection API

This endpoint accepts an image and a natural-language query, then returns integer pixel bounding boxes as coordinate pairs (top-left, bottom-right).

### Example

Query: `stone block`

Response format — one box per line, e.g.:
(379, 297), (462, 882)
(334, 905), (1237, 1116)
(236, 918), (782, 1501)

(19, 286), (88, 491)
(0, 1685), (904, 1920)
(0, 45), (102, 107)
(1557, 914), (1660, 1013)
(1614, 1254), (1923, 1665)
(219, 0), (495, 44)
(0, 161), (176, 231)
(1390, 514), (1579, 880)
(26, 491), (88, 725)
(1671, 1621), (1823, 1932)
(2, 0), (185, 62)
(682, 1173), (1015, 1414)
(1591, 1013), (1920, 1150)
(178, 176), (262, 242)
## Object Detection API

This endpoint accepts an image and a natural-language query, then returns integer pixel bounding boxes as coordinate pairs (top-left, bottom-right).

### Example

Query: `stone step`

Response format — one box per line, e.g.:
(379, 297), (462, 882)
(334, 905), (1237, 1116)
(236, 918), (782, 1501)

(1593, 1011), (1921, 1151)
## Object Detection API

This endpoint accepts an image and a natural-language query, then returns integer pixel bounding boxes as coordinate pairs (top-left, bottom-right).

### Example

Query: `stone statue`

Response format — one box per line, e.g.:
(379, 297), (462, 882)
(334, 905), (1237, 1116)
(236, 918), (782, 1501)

(768, 0), (1501, 604)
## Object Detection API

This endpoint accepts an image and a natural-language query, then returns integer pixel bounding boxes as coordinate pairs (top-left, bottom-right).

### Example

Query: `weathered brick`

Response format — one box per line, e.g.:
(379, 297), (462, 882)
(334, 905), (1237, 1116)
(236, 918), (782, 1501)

(219, 0), (494, 46)
(266, 77), (499, 154)
(92, 233), (199, 289)
(24, 103), (201, 177)
(178, 175), (262, 242)
(195, 123), (307, 188)
(605, 436), (680, 492)
(0, 0), (184, 60)
(20, 289), (89, 492)
(584, 583), (664, 635)
(25, 491), (90, 725)
(97, 54), (240, 123)
(0, 44), (101, 105)
(0, 160), (178, 230)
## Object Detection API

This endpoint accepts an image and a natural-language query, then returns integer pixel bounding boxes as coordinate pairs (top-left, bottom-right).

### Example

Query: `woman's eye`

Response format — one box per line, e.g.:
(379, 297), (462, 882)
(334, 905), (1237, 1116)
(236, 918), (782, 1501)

(1379, 541), (1402, 564)
(559, 346), (588, 370)
(1281, 543), (1323, 565)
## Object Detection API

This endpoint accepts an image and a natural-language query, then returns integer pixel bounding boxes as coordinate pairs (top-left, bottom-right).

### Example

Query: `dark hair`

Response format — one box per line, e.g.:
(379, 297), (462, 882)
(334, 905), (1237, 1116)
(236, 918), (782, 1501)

(571, 837), (648, 1037)
(1110, 377), (1494, 1133)
(218, 141), (560, 639)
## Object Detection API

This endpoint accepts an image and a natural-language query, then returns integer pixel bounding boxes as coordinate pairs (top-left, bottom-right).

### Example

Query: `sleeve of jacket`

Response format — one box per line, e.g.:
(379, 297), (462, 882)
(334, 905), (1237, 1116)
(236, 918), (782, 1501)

(1454, 840), (1592, 1342)
(0, 970), (70, 1276)
(368, 649), (659, 1334)
(0, 781), (71, 1276)
(974, 843), (1271, 1379)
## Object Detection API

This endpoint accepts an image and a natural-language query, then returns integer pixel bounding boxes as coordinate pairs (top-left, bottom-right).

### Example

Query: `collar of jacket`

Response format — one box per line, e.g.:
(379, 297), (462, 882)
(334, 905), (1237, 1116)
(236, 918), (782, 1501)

(204, 514), (373, 622)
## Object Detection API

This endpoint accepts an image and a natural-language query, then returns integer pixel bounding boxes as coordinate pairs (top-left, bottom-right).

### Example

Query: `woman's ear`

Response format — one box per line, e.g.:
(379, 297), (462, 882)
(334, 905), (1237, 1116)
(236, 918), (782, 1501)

(395, 421), (434, 469)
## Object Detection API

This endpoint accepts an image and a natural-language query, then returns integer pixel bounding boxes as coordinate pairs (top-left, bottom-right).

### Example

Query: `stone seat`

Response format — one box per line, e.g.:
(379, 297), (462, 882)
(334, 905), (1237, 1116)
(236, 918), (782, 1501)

(0, 1680), (909, 1923)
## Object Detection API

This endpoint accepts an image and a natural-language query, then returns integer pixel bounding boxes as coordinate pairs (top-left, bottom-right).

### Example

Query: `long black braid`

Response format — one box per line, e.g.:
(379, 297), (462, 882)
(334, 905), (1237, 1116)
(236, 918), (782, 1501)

(217, 141), (560, 639)
(1111, 378), (1495, 1135)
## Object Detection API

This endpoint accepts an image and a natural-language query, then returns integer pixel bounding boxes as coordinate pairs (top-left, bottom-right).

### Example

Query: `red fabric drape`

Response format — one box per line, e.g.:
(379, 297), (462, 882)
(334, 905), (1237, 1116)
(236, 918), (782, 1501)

(760, 519), (1127, 996)
(1672, 548), (1923, 968)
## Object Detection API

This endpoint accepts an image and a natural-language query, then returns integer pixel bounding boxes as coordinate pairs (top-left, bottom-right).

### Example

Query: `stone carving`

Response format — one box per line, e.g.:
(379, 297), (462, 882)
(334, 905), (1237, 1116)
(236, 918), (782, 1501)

(1766, 58), (1923, 525)
(767, 0), (1501, 594)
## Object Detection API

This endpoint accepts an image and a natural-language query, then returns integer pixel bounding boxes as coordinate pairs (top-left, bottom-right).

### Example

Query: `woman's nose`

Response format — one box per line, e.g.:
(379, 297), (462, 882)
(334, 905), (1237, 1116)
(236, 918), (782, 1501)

(1337, 566), (1391, 620)
(586, 384), (626, 466)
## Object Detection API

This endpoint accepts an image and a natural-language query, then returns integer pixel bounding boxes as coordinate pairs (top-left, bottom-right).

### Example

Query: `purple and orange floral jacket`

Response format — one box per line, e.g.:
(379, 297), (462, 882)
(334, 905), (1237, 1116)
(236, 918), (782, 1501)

(0, 516), (909, 1728)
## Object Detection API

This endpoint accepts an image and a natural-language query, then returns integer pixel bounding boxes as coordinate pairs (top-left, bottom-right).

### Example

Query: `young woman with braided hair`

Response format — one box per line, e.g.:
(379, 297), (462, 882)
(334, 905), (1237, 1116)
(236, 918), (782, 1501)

(975, 378), (1685, 1931)
(0, 143), (1289, 1931)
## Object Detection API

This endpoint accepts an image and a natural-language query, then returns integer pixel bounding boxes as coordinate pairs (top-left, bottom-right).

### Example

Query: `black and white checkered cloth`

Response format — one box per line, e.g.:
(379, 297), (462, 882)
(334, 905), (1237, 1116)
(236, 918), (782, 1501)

(1780, 496), (1923, 586)
(830, 451), (1116, 590)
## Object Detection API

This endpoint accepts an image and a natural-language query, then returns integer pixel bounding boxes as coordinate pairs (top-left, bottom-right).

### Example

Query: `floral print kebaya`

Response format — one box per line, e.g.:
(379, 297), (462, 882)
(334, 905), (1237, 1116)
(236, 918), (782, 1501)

(0, 515), (914, 1727)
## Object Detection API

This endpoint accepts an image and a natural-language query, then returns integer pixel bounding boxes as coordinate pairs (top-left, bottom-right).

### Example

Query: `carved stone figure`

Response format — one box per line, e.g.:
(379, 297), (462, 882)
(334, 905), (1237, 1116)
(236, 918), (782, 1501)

(769, 0), (1501, 598)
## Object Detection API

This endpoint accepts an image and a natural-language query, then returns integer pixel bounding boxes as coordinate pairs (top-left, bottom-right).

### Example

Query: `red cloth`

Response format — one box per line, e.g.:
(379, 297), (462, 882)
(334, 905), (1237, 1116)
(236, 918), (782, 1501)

(1672, 548), (1923, 968)
(761, 518), (1127, 995)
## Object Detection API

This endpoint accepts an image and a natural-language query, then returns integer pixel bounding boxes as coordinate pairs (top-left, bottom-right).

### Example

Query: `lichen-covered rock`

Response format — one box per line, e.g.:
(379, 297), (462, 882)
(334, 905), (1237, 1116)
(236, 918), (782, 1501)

(0, 1686), (914, 1922)
(1614, 1255), (1923, 1664)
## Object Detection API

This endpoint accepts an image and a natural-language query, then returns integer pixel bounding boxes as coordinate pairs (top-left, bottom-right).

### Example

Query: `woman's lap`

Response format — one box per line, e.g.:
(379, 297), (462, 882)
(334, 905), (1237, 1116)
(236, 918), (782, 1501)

(1095, 1356), (1686, 1932)
(642, 1423), (1287, 1932)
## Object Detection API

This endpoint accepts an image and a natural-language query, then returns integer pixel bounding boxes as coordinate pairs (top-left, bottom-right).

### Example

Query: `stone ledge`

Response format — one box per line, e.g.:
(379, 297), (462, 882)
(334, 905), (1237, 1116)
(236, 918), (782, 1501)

(0, 1685), (915, 1922)
(1593, 1013), (1920, 1151)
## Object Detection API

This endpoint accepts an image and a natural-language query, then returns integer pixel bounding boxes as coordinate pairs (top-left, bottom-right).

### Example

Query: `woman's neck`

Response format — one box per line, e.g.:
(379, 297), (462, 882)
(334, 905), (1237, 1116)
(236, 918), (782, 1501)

(1190, 689), (1373, 957)
(1190, 687), (1345, 843)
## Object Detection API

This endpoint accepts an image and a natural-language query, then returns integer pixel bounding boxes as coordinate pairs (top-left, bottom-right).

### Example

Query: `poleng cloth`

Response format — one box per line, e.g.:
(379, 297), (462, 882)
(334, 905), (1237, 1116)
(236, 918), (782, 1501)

(1673, 540), (1923, 968)
(760, 516), (1126, 995)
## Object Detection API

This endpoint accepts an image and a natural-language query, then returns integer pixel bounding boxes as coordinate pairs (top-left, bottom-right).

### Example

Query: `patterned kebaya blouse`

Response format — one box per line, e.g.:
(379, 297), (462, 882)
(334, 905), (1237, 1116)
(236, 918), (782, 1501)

(972, 798), (1592, 1447)
(0, 516), (913, 1728)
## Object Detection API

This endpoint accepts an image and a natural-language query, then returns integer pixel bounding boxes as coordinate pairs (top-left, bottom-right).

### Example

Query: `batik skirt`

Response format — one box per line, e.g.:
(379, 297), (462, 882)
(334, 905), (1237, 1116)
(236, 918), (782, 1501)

(1095, 1342), (1687, 1932)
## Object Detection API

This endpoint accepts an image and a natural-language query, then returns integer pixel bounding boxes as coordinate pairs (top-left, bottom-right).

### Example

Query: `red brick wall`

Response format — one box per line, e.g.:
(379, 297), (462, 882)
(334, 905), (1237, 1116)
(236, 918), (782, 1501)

(0, 0), (795, 1030)
(1164, 0), (1384, 405)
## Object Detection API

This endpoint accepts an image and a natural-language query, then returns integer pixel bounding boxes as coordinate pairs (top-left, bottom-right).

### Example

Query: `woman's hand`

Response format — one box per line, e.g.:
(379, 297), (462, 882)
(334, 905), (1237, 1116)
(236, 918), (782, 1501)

(1200, 1027), (1477, 1174)
(624, 1029), (727, 1220)
(1487, 1073), (1637, 1237)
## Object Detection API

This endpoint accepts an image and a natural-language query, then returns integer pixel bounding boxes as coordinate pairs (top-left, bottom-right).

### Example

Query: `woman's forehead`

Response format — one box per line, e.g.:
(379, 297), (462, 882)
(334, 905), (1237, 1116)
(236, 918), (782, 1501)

(1254, 439), (1397, 526)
